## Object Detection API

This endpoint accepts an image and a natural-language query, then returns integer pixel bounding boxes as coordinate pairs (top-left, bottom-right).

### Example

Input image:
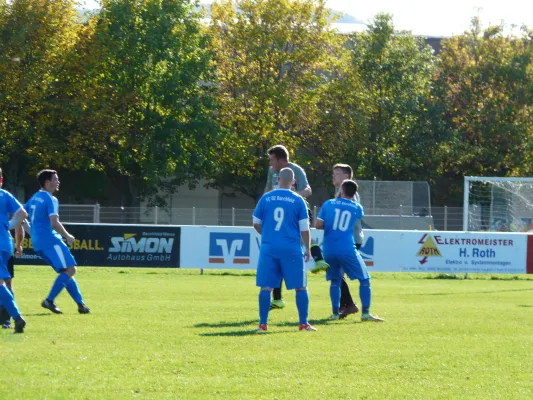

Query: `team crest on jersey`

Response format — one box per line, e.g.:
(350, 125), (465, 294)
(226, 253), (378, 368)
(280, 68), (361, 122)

(209, 232), (250, 264)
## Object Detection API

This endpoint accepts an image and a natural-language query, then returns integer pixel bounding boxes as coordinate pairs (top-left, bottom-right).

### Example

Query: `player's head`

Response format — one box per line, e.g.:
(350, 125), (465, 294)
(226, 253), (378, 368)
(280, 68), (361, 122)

(340, 179), (358, 199)
(277, 167), (295, 189)
(332, 164), (353, 188)
(268, 145), (289, 172)
(37, 169), (59, 193)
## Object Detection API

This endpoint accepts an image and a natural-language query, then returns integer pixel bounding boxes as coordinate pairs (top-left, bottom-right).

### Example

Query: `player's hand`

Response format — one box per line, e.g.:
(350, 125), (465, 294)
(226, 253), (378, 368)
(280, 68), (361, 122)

(66, 234), (75, 246)
(15, 246), (23, 257)
(304, 250), (310, 262)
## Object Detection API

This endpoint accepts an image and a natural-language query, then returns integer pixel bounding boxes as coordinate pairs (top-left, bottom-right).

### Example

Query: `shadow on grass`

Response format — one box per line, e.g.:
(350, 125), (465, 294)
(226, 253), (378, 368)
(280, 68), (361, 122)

(199, 330), (275, 337)
(517, 304), (533, 307)
(418, 288), (533, 296)
(25, 312), (54, 317)
(195, 319), (257, 328)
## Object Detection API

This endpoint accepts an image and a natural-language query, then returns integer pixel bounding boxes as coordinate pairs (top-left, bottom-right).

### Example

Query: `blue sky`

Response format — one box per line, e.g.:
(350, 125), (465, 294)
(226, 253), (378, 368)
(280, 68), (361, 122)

(80, 0), (533, 37)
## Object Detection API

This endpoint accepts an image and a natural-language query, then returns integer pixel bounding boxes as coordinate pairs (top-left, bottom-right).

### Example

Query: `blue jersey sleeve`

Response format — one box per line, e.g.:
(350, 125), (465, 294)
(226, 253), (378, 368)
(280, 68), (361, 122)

(4, 191), (23, 215)
(45, 195), (59, 217)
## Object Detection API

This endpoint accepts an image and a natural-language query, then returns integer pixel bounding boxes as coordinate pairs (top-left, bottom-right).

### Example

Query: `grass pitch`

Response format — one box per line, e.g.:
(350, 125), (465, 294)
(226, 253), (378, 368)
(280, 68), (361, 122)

(1, 267), (533, 399)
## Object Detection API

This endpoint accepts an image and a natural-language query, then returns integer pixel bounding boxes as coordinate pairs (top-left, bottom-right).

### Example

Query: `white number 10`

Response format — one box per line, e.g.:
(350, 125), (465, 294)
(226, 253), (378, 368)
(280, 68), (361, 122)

(333, 208), (351, 231)
(274, 207), (284, 231)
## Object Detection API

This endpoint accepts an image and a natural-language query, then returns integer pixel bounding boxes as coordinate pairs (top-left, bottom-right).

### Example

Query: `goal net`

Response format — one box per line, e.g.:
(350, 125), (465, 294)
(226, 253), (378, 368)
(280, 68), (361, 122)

(463, 177), (533, 232)
(357, 180), (431, 216)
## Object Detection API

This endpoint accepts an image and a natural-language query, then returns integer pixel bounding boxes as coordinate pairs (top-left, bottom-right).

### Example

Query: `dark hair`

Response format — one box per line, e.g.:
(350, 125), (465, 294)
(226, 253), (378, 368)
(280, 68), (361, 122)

(333, 163), (353, 179)
(37, 169), (57, 188)
(267, 145), (289, 161)
(341, 180), (358, 198)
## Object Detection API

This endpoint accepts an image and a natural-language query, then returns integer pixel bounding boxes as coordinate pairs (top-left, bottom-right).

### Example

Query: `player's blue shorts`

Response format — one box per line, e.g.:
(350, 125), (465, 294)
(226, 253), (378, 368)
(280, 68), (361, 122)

(324, 251), (369, 282)
(256, 249), (307, 290)
(35, 240), (77, 272)
(0, 251), (12, 280)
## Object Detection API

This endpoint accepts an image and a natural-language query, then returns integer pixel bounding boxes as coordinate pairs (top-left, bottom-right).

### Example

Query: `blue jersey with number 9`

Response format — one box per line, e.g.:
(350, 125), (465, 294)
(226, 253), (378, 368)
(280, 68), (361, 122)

(253, 189), (308, 255)
(318, 198), (364, 255)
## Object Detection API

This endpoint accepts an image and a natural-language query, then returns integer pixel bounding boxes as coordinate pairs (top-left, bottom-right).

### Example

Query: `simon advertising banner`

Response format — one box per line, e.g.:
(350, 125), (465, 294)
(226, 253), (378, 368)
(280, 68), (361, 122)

(18, 224), (181, 267)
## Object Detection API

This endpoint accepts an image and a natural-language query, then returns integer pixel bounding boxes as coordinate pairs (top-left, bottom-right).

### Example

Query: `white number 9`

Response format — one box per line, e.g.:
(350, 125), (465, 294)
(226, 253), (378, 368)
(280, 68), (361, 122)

(274, 207), (284, 231)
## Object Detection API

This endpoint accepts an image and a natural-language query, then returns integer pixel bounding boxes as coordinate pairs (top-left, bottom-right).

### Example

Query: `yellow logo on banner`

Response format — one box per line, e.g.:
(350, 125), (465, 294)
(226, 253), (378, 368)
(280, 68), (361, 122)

(417, 235), (442, 257)
(124, 233), (137, 240)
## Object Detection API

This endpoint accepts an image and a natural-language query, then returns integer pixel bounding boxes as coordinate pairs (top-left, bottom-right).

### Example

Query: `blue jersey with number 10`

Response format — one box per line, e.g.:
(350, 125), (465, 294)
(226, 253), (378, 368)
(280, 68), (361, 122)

(253, 189), (308, 255)
(318, 198), (364, 256)
(25, 190), (62, 250)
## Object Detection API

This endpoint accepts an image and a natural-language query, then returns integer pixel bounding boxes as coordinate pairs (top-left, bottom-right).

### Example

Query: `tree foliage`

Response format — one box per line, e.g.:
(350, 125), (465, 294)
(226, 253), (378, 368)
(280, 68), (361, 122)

(208, 0), (342, 200)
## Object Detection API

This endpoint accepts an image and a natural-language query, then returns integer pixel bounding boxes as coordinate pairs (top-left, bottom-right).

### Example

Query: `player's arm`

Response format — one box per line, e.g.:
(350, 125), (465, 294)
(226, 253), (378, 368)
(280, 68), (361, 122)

(300, 229), (311, 262)
(253, 218), (262, 235)
(9, 208), (28, 256)
(8, 207), (28, 230)
(354, 220), (364, 249)
(22, 219), (31, 235)
(297, 185), (312, 198)
(50, 215), (75, 245)
(14, 224), (25, 256)
(298, 204), (311, 261)
(315, 218), (324, 230)
(293, 166), (312, 198)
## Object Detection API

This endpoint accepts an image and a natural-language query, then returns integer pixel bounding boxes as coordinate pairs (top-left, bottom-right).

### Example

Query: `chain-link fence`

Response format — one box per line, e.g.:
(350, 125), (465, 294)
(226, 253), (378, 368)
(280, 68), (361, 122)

(59, 204), (464, 231)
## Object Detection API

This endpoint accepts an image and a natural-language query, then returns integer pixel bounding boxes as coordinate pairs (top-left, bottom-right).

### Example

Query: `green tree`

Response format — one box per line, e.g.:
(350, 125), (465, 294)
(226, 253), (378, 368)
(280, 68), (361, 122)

(208, 0), (342, 201)
(322, 14), (438, 184)
(0, 0), (82, 191)
(68, 0), (219, 206)
(432, 18), (533, 203)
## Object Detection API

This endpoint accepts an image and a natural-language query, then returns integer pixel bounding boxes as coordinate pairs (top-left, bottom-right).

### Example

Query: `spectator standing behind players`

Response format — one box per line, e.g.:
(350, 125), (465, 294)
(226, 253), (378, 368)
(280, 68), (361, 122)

(316, 179), (384, 322)
(264, 145), (329, 309)
(25, 169), (91, 315)
(253, 168), (316, 331)
(0, 169), (25, 329)
(0, 167), (28, 333)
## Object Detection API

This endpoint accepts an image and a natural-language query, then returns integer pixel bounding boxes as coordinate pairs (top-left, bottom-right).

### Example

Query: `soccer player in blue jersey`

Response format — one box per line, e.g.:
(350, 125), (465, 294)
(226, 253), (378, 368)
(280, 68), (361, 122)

(25, 169), (91, 315)
(316, 179), (384, 322)
(253, 167), (316, 331)
(264, 145), (328, 310)
(0, 167), (28, 333)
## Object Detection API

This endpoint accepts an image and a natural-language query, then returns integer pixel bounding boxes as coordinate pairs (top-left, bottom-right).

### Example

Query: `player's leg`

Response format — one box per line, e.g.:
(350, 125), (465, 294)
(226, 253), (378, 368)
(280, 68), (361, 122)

(0, 252), (25, 333)
(256, 252), (281, 331)
(325, 256), (343, 319)
(39, 243), (89, 314)
(282, 253), (316, 331)
(310, 242), (329, 271)
(339, 277), (359, 318)
(271, 280), (285, 309)
(1, 255), (15, 328)
(347, 252), (384, 322)
(329, 278), (342, 319)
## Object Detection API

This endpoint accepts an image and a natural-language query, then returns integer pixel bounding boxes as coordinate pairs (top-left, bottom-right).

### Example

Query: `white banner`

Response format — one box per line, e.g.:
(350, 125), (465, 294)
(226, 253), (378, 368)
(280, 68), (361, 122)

(179, 226), (529, 274)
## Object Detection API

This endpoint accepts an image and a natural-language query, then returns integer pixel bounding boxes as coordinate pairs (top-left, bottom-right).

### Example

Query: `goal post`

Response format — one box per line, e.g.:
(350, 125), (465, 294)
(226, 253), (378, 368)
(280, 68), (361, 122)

(463, 176), (533, 232)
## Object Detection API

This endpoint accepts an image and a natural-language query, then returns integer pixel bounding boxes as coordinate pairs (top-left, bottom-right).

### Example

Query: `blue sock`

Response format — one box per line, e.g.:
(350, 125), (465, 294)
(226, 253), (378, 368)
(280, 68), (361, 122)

(329, 279), (341, 314)
(259, 290), (271, 325)
(295, 289), (309, 325)
(360, 279), (372, 314)
(65, 277), (84, 304)
(0, 285), (21, 320)
(47, 273), (71, 301)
